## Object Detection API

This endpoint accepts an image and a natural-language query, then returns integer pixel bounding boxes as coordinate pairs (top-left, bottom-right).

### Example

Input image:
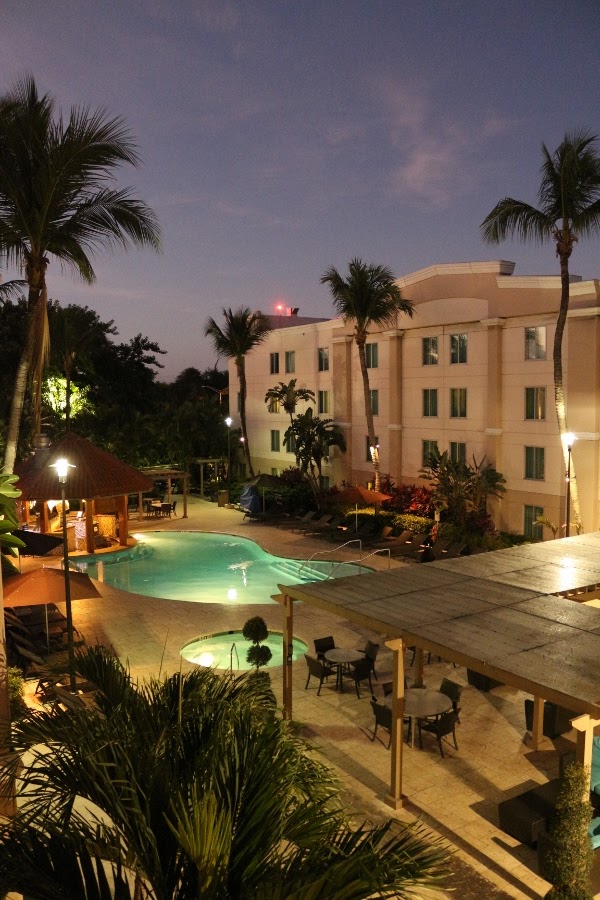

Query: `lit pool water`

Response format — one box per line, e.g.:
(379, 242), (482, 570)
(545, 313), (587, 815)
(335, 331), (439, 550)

(73, 531), (362, 605)
(181, 631), (308, 670)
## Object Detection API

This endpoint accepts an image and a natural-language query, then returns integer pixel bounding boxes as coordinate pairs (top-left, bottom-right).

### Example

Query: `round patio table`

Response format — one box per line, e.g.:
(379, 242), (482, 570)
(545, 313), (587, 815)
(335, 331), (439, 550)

(325, 648), (363, 691)
(386, 688), (452, 748)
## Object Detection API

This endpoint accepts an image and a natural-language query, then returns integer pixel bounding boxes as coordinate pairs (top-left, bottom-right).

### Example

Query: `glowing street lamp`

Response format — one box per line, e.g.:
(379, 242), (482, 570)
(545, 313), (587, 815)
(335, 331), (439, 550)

(50, 457), (77, 692)
(225, 416), (232, 498)
(564, 433), (576, 538)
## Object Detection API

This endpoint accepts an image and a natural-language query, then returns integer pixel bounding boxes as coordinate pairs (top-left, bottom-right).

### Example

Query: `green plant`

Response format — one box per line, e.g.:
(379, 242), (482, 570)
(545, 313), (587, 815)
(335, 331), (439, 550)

(7, 668), (26, 721)
(242, 615), (273, 672)
(542, 761), (593, 898)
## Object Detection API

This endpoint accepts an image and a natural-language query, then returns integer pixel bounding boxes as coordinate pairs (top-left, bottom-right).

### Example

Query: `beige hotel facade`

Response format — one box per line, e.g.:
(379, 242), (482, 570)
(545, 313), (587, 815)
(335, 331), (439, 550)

(232, 260), (600, 539)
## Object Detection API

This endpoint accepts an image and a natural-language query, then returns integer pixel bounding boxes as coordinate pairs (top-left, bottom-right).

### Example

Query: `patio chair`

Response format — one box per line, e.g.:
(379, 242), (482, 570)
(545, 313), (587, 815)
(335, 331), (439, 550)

(172, 500), (177, 516)
(304, 654), (336, 695)
(344, 656), (374, 699)
(370, 699), (392, 748)
(313, 635), (335, 661)
(359, 640), (380, 679)
(301, 513), (333, 534)
(418, 711), (459, 757)
(439, 678), (463, 722)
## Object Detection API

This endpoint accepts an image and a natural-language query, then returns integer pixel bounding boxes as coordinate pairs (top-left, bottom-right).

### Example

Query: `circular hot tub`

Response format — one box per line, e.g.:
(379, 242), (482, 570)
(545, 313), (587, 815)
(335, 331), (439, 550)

(181, 630), (308, 671)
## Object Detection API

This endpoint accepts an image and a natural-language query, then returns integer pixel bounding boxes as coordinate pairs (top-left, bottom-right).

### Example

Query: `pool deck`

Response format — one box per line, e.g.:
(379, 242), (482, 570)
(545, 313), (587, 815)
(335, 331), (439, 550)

(19, 496), (600, 899)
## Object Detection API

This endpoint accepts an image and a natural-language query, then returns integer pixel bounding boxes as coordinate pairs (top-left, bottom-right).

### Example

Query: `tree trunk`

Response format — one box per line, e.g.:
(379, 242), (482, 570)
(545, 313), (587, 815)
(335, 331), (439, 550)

(236, 359), (255, 477)
(355, 336), (379, 490)
(2, 343), (32, 474)
(553, 245), (582, 531)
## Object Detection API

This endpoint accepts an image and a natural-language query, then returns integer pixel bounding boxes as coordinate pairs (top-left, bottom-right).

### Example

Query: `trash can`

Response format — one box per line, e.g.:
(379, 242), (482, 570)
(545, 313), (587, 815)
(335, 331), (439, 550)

(217, 489), (229, 507)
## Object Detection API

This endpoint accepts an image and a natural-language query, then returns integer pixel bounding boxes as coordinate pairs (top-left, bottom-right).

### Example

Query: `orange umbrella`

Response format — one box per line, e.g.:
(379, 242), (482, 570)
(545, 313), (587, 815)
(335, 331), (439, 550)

(333, 485), (392, 531)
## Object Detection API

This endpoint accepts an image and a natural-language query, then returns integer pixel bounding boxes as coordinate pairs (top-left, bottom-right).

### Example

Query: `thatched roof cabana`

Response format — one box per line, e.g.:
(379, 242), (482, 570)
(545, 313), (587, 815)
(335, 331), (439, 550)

(15, 433), (153, 553)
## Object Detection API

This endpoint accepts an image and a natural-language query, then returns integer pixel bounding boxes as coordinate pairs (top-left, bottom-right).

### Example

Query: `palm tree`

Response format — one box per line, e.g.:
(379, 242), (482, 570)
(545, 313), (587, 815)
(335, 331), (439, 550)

(286, 407), (346, 502)
(264, 378), (315, 428)
(481, 130), (600, 531)
(321, 259), (414, 491)
(0, 75), (161, 473)
(205, 307), (272, 477)
(0, 645), (448, 897)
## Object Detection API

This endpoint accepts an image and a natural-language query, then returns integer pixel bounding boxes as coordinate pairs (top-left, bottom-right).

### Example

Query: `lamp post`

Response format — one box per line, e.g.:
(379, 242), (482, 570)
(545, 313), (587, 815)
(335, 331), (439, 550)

(225, 417), (232, 499)
(564, 433), (576, 538)
(51, 457), (76, 692)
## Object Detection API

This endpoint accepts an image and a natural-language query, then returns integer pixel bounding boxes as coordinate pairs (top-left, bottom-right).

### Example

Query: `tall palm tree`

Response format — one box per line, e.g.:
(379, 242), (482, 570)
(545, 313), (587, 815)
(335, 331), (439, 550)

(321, 259), (414, 491)
(0, 75), (161, 473)
(205, 307), (272, 477)
(481, 130), (600, 531)
(286, 407), (346, 503)
(0, 646), (448, 897)
(264, 378), (315, 428)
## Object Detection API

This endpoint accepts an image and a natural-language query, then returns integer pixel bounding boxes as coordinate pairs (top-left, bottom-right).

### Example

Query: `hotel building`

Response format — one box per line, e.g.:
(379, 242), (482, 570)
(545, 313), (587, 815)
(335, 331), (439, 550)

(231, 261), (600, 538)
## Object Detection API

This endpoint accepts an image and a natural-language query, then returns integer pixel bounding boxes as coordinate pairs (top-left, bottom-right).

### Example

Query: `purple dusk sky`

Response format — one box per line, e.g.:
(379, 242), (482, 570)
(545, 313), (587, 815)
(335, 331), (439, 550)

(3, 1), (599, 380)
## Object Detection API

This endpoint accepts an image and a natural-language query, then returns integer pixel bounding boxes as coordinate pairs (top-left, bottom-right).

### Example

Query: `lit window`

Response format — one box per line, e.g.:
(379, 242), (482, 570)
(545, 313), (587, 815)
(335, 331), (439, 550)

(269, 352), (279, 374)
(524, 504), (544, 539)
(318, 390), (330, 414)
(422, 337), (438, 365)
(423, 389), (438, 417)
(267, 398), (280, 414)
(450, 441), (466, 464)
(366, 436), (379, 463)
(366, 343), (378, 368)
(450, 333), (467, 364)
(285, 351), (295, 373)
(525, 327), (546, 360)
(525, 446), (545, 480)
(450, 388), (467, 418)
(270, 430), (280, 452)
(318, 347), (329, 371)
(271, 468), (279, 476)
(422, 440), (438, 467)
(370, 389), (379, 416)
(525, 387), (546, 420)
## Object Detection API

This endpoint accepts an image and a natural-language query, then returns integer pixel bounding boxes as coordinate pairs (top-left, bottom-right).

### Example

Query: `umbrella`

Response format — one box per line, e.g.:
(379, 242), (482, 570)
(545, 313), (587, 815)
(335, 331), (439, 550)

(333, 485), (392, 531)
(3, 566), (101, 653)
(245, 474), (284, 512)
(13, 529), (64, 559)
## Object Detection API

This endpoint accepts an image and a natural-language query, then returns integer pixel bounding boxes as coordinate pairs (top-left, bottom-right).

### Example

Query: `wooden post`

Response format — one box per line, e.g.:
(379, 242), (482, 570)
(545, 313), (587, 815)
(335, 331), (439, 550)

(182, 473), (188, 519)
(274, 593), (293, 720)
(85, 498), (95, 553)
(571, 715), (600, 798)
(117, 494), (128, 547)
(531, 695), (545, 750)
(385, 637), (406, 809)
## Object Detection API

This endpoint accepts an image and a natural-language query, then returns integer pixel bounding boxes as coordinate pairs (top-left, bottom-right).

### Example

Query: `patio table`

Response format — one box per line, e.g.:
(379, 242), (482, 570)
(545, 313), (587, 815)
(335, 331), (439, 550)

(386, 688), (452, 748)
(325, 648), (363, 691)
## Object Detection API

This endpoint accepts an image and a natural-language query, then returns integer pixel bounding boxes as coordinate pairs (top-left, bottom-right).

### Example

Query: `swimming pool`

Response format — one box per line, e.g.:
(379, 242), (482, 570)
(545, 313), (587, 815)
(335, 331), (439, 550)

(181, 631), (308, 670)
(73, 531), (362, 604)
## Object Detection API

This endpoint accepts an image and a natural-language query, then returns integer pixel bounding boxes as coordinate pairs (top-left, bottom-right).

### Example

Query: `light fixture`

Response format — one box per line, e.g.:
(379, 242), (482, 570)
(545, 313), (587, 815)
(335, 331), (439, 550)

(563, 433), (576, 538)
(50, 457), (77, 692)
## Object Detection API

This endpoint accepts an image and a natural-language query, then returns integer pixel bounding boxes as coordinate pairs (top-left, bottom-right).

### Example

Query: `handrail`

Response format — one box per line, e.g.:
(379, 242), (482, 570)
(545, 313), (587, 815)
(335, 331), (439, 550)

(296, 539), (363, 580)
(361, 547), (392, 569)
(327, 546), (392, 578)
(230, 642), (239, 673)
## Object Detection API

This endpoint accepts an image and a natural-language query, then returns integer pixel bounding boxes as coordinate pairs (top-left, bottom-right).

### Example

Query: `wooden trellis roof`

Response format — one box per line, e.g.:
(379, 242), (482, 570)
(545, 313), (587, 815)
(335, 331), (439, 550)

(279, 533), (600, 717)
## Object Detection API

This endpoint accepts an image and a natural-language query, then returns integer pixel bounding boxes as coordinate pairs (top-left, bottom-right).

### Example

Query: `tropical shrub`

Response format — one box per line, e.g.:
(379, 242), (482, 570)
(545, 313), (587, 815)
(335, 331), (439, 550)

(242, 615), (272, 671)
(542, 761), (593, 899)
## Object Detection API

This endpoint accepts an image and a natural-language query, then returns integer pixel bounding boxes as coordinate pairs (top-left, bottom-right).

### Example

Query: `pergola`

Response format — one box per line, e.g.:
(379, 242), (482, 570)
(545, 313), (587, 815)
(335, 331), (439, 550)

(140, 466), (189, 518)
(277, 533), (600, 808)
(15, 433), (153, 554)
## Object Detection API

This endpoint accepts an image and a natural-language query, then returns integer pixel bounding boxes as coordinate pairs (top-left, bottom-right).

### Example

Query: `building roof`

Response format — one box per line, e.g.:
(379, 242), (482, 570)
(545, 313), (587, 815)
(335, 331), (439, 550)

(279, 532), (600, 717)
(15, 432), (153, 500)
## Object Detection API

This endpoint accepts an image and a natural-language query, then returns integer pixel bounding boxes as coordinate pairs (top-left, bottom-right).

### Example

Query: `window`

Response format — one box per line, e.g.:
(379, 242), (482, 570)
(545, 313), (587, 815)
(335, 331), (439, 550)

(318, 390), (330, 414)
(422, 439), (439, 467)
(365, 343), (378, 368)
(285, 350), (295, 373)
(422, 336), (438, 365)
(267, 398), (280, 414)
(320, 475), (330, 490)
(269, 352), (279, 374)
(366, 436), (379, 463)
(525, 326), (546, 360)
(525, 387), (546, 420)
(286, 431), (296, 454)
(423, 388), (438, 417)
(524, 505), (544, 540)
(270, 430), (280, 452)
(450, 388), (467, 418)
(318, 347), (329, 371)
(370, 389), (379, 416)
(450, 333), (467, 364)
(450, 441), (467, 465)
(271, 468), (280, 477)
(525, 446), (545, 480)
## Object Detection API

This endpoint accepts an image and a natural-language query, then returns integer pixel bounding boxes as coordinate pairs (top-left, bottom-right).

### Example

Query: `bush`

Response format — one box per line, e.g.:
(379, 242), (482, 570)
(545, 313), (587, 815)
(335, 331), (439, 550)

(243, 616), (272, 672)
(391, 513), (434, 535)
(542, 761), (593, 899)
(8, 667), (27, 720)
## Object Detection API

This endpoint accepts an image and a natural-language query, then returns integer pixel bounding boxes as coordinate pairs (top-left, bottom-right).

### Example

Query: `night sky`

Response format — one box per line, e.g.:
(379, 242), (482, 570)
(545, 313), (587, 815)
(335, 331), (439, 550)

(3, 1), (600, 379)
